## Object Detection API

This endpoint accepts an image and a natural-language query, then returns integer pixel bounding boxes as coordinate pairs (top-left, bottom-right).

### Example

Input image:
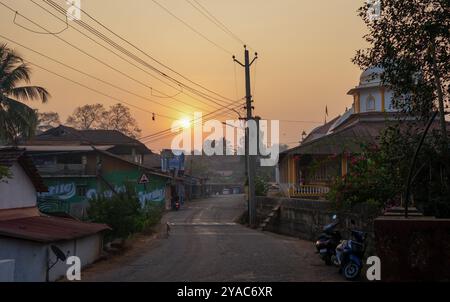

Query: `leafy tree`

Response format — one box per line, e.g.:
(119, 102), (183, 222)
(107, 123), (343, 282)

(353, 0), (450, 145)
(66, 103), (105, 130)
(66, 103), (141, 137)
(0, 43), (50, 144)
(37, 111), (60, 133)
(328, 124), (450, 217)
(100, 103), (141, 138)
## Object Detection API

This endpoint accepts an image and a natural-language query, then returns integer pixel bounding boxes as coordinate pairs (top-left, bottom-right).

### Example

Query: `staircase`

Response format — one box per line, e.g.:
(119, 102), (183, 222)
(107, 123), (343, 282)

(383, 207), (423, 217)
(258, 203), (281, 231)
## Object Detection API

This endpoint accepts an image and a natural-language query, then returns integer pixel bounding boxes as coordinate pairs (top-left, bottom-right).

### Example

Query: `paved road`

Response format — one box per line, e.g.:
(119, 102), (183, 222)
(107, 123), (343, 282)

(84, 195), (342, 282)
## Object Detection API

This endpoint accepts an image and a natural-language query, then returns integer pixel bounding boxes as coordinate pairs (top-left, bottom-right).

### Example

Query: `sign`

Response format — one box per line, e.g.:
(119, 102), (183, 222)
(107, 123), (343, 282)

(138, 173), (150, 184)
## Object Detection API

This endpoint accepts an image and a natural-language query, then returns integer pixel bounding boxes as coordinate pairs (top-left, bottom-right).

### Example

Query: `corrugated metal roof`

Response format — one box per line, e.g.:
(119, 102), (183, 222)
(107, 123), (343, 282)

(0, 215), (110, 243)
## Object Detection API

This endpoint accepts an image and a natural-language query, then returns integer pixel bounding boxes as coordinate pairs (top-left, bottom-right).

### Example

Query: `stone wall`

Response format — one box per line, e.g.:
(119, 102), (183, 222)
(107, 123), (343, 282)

(257, 196), (376, 241)
(375, 217), (450, 281)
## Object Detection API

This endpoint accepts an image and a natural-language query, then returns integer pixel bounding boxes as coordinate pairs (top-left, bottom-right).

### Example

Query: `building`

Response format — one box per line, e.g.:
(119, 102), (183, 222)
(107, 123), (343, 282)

(25, 125), (152, 164)
(0, 148), (109, 282)
(20, 126), (172, 217)
(278, 67), (448, 198)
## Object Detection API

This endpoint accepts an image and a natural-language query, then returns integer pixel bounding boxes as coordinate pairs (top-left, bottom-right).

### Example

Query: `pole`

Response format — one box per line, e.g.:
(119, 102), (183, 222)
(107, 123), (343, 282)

(234, 46), (258, 226)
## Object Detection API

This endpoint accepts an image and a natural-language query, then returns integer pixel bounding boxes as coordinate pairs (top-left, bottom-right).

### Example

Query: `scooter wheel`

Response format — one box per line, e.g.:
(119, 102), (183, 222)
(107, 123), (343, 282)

(343, 261), (361, 281)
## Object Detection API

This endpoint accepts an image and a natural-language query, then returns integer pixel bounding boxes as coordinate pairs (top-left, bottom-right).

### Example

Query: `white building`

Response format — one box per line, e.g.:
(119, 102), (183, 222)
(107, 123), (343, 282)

(0, 148), (109, 282)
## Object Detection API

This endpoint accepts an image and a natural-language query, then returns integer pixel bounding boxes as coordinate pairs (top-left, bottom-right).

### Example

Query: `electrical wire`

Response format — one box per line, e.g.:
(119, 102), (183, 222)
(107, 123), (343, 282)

(52, 0), (238, 106)
(151, 0), (233, 55)
(30, 0), (220, 113)
(40, 0), (241, 112)
(190, 0), (250, 49)
(26, 59), (177, 121)
(0, 33), (195, 117)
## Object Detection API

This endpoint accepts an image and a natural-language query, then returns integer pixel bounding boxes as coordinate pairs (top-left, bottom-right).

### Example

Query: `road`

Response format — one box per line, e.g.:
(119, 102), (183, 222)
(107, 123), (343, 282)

(83, 195), (342, 282)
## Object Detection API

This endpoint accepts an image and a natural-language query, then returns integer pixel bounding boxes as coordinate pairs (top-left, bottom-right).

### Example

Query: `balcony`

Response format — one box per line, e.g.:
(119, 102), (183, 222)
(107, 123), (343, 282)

(35, 164), (89, 176)
(289, 184), (330, 199)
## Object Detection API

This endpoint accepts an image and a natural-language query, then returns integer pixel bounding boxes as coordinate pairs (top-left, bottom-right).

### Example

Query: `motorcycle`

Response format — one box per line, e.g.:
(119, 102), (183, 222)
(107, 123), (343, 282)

(315, 214), (341, 265)
(334, 222), (366, 281)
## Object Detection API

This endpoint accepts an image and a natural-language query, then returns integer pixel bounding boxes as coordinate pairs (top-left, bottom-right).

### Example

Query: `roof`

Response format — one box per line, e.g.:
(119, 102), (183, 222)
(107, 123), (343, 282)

(284, 112), (450, 156)
(25, 125), (152, 154)
(0, 148), (47, 192)
(18, 145), (114, 152)
(288, 120), (386, 155)
(0, 215), (110, 243)
(96, 149), (172, 179)
(302, 116), (341, 144)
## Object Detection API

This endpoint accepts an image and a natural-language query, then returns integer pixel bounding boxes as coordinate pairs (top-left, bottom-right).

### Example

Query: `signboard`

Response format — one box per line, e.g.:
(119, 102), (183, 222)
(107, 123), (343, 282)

(138, 173), (150, 184)
(161, 149), (185, 173)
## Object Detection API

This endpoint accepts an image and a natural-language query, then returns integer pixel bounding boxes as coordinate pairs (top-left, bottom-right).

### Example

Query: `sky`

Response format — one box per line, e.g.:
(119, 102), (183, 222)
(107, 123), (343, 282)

(0, 0), (369, 152)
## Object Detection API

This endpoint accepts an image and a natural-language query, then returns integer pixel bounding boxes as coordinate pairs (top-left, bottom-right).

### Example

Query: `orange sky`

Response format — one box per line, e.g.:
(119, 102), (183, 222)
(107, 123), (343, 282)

(0, 0), (369, 152)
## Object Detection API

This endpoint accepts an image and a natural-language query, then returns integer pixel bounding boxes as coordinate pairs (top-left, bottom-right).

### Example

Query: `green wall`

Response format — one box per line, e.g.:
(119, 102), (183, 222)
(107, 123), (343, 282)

(37, 171), (168, 215)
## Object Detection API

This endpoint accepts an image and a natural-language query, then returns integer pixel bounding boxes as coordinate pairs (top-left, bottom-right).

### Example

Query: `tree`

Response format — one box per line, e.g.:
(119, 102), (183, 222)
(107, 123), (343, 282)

(100, 103), (141, 138)
(37, 111), (60, 133)
(66, 103), (141, 138)
(353, 0), (450, 145)
(0, 43), (50, 144)
(66, 103), (105, 130)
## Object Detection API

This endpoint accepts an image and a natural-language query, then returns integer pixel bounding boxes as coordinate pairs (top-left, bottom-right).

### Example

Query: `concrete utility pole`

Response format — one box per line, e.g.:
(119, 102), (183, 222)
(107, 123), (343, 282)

(234, 46), (258, 227)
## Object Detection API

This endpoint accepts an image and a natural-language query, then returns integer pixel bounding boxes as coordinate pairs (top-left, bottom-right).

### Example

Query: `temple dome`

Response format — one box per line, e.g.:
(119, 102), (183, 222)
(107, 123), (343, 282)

(359, 66), (384, 86)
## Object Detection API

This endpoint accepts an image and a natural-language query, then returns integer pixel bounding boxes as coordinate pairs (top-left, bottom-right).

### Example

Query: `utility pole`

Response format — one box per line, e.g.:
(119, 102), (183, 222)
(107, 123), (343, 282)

(234, 46), (258, 227)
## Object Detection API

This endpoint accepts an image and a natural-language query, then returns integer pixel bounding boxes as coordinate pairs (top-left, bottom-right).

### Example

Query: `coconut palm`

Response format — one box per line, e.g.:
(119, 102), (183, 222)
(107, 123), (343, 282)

(0, 43), (50, 144)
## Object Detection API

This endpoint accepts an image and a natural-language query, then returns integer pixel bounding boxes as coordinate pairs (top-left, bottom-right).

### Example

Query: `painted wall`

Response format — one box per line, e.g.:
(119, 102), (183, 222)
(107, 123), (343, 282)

(0, 234), (103, 282)
(37, 171), (168, 216)
(0, 163), (37, 210)
(0, 259), (15, 282)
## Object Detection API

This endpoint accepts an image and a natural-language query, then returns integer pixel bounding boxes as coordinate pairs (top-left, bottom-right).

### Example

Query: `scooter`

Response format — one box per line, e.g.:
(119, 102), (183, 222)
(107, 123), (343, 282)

(334, 222), (366, 281)
(315, 215), (341, 265)
(173, 201), (180, 211)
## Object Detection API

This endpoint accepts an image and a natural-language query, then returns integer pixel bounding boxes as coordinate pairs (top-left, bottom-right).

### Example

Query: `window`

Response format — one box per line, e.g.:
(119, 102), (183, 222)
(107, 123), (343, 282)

(76, 184), (87, 197)
(366, 95), (376, 111)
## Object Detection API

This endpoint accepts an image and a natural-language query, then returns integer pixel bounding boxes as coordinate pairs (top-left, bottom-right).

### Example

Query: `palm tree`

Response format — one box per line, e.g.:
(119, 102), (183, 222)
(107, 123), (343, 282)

(0, 43), (50, 145)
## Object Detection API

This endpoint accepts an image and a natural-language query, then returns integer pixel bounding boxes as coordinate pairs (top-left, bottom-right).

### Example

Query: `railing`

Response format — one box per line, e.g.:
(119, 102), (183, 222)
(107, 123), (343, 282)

(289, 184), (330, 198)
(36, 164), (87, 176)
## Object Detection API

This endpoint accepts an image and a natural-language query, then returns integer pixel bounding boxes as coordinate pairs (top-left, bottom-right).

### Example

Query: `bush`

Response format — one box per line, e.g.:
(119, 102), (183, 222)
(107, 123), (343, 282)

(255, 176), (269, 196)
(87, 188), (164, 241)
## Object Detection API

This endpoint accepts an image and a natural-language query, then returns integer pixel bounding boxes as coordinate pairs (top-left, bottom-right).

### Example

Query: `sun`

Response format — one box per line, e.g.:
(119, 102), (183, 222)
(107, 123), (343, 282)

(179, 118), (191, 129)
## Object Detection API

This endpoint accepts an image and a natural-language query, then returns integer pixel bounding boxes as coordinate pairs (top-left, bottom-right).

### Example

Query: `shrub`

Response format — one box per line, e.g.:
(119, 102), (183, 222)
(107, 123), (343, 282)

(87, 188), (164, 241)
(255, 176), (269, 196)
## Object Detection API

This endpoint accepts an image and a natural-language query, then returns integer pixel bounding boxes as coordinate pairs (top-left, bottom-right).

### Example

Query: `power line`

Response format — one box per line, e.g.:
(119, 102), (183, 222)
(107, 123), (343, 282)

(0, 33), (194, 117)
(26, 59), (177, 121)
(40, 0), (241, 113)
(150, 0), (233, 55)
(140, 101), (245, 142)
(30, 0), (220, 113)
(57, 0), (238, 106)
(188, 0), (247, 47)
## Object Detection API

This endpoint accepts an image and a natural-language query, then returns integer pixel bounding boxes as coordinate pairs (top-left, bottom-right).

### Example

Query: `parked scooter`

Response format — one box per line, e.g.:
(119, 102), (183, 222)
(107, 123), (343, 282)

(173, 201), (180, 211)
(315, 215), (341, 265)
(334, 221), (366, 280)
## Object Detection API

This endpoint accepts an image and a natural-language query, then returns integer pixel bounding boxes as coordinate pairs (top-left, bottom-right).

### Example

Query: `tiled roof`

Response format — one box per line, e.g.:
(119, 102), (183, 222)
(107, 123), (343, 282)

(25, 126), (152, 154)
(0, 215), (110, 243)
(0, 148), (47, 192)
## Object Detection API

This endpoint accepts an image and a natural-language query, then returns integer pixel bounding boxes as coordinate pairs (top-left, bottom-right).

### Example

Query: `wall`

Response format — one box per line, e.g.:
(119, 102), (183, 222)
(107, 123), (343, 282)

(256, 197), (376, 241)
(0, 234), (103, 282)
(0, 163), (37, 210)
(37, 171), (168, 217)
(0, 260), (15, 282)
(374, 217), (450, 281)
